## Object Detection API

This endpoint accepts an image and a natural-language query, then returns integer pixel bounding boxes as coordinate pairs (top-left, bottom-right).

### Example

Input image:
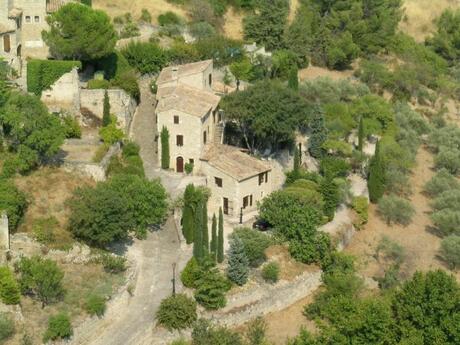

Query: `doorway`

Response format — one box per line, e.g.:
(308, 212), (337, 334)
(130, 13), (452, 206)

(176, 156), (184, 173)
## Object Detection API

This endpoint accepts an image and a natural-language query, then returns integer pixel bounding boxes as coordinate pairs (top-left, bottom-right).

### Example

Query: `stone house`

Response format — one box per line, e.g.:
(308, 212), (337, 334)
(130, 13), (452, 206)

(0, 0), (72, 70)
(156, 60), (277, 222)
(200, 145), (272, 222)
(156, 60), (222, 173)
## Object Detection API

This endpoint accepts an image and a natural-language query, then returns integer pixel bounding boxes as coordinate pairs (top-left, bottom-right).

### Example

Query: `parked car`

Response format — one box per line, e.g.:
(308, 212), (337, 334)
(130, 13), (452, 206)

(252, 218), (270, 231)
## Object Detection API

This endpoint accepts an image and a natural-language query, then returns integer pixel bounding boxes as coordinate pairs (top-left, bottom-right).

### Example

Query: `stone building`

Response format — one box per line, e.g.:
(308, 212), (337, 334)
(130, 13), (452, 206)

(156, 60), (276, 222)
(0, 0), (73, 70)
(156, 60), (223, 173)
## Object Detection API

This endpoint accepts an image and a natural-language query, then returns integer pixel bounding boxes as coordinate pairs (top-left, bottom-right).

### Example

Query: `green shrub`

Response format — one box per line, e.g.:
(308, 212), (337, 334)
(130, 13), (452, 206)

(92, 143), (110, 163)
(192, 319), (243, 345)
(87, 78), (110, 89)
(0, 313), (14, 342)
(435, 147), (460, 175)
(376, 236), (406, 265)
(158, 11), (183, 26)
(377, 195), (415, 226)
(170, 338), (189, 345)
(184, 162), (194, 174)
(226, 236), (249, 286)
(121, 41), (168, 75)
(231, 228), (272, 267)
(27, 59), (81, 95)
(61, 115), (81, 139)
(261, 262), (280, 283)
(319, 156), (351, 178)
(100, 254), (127, 273)
(424, 168), (460, 197)
(43, 313), (72, 342)
(194, 269), (231, 310)
(180, 257), (201, 288)
(99, 117), (123, 144)
(439, 235), (460, 269)
(0, 179), (28, 231)
(140, 8), (152, 23)
(351, 196), (368, 229)
(85, 294), (106, 317)
(157, 294), (197, 330)
(431, 209), (460, 236)
(0, 266), (20, 305)
(122, 141), (140, 158)
(32, 216), (59, 245)
(432, 190), (460, 211)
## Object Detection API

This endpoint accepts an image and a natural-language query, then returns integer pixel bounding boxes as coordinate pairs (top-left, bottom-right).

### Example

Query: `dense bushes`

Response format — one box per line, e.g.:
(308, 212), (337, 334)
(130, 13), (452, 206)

(0, 179), (27, 230)
(0, 266), (20, 305)
(439, 235), (460, 269)
(100, 254), (127, 273)
(230, 228), (271, 267)
(192, 319), (243, 345)
(0, 313), (15, 342)
(194, 268), (231, 310)
(27, 59), (81, 95)
(261, 262), (279, 283)
(85, 294), (106, 317)
(157, 294), (197, 330)
(377, 194), (415, 226)
(425, 169), (460, 197)
(43, 313), (73, 342)
(121, 42), (168, 75)
(68, 174), (167, 246)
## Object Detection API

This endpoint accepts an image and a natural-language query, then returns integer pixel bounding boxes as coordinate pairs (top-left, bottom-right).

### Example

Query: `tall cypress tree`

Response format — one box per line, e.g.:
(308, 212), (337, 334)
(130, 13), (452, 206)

(358, 116), (364, 152)
(217, 207), (224, 263)
(368, 140), (385, 203)
(320, 175), (339, 221)
(182, 184), (195, 244)
(160, 126), (170, 169)
(193, 200), (203, 260)
(202, 200), (209, 255)
(288, 66), (299, 91)
(102, 90), (111, 127)
(210, 213), (217, 261)
(309, 106), (327, 159)
(293, 145), (301, 172)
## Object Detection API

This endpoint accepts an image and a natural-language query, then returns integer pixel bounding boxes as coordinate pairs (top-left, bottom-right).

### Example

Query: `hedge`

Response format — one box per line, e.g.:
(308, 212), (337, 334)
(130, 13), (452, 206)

(27, 59), (81, 95)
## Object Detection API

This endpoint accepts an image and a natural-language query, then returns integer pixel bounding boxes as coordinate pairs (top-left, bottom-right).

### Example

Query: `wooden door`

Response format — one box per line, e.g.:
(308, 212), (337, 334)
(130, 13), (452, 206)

(176, 156), (184, 173)
(3, 35), (10, 53)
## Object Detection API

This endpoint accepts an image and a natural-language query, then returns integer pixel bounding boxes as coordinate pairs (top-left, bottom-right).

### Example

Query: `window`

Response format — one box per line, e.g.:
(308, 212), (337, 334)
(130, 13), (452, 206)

(250, 195), (253, 206)
(3, 35), (10, 53)
(34, 16), (39, 23)
(258, 173), (264, 185)
(25, 16), (31, 23)
(189, 158), (194, 164)
(265, 172), (268, 183)
(223, 198), (229, 215)
(173, 115), (179, 124)
(208, 73), (212, 86)
(243, 196), (249, 209)
(176, 135), (183, 146)
(215, 177), (222, 187)
(203, 131), (207, 145)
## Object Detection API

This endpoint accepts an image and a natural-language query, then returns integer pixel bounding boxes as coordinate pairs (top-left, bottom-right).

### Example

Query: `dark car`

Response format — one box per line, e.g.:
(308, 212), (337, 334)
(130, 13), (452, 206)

(252, 218), (270, 231)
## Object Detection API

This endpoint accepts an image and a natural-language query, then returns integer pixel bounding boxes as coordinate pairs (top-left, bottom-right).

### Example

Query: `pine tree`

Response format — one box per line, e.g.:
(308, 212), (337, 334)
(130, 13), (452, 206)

(160, 126), (170, 169)
(358, 116), (364, 152)
(226, 236), (249, 286)
(288, 66), (299, 91)
(193, 200), (203, 260)
(217, 207), (224, 263)
(320, 176), (339, 221)
(309, 106), (327, 159)
(210, 214), (217, 261)
(368, 140), (385, 203)
(293, 145), (301, 172)
(182, 184), (196, 244)
(202, 200), (209, 255)
(102, 90), (111, 127)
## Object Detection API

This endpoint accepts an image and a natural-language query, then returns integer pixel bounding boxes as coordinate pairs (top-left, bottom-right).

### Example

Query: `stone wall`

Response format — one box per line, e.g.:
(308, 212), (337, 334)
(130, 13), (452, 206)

(80, 89), (137, 133)
(62, 142), (121, 181)
(41, 67), (80, 112)
(0, 212), (9, 264)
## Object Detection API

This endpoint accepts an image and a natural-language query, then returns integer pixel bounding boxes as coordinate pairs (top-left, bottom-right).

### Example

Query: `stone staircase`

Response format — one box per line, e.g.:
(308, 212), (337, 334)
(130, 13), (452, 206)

(213, 123), (225, 144)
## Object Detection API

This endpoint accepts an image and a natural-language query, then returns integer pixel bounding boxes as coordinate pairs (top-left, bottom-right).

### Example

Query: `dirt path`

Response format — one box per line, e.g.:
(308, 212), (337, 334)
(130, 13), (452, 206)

(345, 146), (458, 280)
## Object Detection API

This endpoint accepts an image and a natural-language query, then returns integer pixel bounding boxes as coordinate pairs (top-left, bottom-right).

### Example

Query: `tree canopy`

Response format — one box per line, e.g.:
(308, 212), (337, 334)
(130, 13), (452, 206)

(43, 3), (117, 61)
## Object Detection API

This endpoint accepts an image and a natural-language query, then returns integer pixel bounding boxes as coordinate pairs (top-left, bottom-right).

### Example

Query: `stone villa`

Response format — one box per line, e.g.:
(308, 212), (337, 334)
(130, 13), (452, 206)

(156, 60), (275, 220)
(0, 0), (72, 70)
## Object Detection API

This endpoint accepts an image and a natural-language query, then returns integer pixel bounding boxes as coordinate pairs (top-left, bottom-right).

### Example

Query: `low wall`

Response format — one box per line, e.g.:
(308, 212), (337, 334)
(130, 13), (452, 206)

(80, 89), (137, 133)
(41, 68), (80, 112)
(62, 142), (121, 181)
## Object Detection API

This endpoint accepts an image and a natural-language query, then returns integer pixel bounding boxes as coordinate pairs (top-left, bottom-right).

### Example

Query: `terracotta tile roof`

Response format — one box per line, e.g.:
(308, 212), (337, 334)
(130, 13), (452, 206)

(157, 60), (213, 85)
(201, 144), (271, 181)
(46, 0), (74, 13)
(156, 84), (220, 118)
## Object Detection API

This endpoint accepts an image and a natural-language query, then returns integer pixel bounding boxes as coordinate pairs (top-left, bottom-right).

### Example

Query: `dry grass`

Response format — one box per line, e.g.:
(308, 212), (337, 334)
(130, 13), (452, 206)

(299, 65), (355, 82)
(400, 0), (460, 42)
(266, 245), (318, 281)
(13, 167), (94, 248)
(6, 263), (125, 345)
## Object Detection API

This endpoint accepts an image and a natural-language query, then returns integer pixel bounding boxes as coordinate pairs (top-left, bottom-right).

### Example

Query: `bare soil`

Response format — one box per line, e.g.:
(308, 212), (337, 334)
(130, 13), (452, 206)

(345, 147), (460, 281)
(299, 65), (354, 82)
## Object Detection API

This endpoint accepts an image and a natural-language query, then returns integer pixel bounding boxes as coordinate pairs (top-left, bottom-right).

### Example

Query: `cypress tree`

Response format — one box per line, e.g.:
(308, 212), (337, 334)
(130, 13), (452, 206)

(320, 176), (339, 221)
(217, 207), (224, 263)
(210, 214), (217, 260)
(182, 184), (195, 244)
(226, 236), (249, 286)
(309, 106), (327, 159)
(202, 200), (209, 255)
(293, 145), (301, 172)
(102, 90), (111, 127)
(288, 66), (299, 91)
(368, 140), (385, 203)
(358, 116), (364, 152)
(160, 126), (170, 169)
(193, 201), (203, 260)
